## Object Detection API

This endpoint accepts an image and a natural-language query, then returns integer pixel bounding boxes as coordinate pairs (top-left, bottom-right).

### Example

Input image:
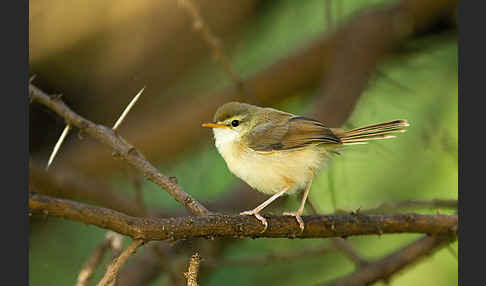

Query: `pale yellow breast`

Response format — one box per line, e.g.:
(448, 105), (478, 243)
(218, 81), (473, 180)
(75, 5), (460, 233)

(213, 128), (328, 195)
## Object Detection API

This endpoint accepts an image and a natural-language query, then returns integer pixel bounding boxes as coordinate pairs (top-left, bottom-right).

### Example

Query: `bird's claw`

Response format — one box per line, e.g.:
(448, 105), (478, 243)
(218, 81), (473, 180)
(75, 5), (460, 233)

(283, 211), (305, 233)
(240, 210), (268, 233)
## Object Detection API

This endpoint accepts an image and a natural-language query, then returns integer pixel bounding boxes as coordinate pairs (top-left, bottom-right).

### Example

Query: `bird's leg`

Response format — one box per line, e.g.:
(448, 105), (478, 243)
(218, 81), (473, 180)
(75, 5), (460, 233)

(240, 187), (289, 233)
(283, 173), (314, 232)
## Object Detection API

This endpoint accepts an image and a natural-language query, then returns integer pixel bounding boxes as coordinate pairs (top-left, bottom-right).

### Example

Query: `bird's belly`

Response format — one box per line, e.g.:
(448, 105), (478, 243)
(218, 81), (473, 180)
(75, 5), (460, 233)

(225, 147), (326, 195)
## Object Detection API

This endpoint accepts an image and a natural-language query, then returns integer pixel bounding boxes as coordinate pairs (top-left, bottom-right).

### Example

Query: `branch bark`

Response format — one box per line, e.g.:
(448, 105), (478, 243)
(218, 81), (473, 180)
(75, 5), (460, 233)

(29, 84), (210, 217)
(185, 252), (202, 286)
(29, 193), (457, 241)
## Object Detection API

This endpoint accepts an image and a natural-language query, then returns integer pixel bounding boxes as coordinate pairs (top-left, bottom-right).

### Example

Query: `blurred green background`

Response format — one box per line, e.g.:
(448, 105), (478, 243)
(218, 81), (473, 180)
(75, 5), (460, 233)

(29, 0), (457, 285)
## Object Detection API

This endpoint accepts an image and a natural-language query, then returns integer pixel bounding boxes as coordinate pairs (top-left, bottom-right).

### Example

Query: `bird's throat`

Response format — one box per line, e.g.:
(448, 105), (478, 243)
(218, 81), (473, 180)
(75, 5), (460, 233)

(213, 128), (244, 162)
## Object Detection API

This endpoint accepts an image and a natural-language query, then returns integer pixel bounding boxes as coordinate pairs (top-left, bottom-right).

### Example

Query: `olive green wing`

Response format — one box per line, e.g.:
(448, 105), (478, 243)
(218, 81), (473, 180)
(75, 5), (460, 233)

(246, 116), (341, 151)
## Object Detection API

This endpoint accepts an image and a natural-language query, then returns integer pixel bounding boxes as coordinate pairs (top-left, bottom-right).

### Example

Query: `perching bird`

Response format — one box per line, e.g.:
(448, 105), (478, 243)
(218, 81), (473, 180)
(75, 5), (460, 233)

(202, 102), (408, 232)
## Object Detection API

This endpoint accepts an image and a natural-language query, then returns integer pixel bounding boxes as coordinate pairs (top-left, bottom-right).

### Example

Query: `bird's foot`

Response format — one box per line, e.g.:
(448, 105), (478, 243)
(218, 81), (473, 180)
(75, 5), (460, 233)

(283, 211), (305, 233)
(240, 210), (268, 233)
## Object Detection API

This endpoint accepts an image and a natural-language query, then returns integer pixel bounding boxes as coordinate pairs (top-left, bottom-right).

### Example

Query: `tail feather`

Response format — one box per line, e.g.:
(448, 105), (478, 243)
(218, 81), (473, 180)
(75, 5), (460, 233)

(333, 120), (409, 145)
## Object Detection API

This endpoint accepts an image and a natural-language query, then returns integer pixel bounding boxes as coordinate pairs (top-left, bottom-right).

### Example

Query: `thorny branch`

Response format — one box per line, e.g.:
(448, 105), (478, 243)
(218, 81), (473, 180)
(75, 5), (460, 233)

(29, 193), (457, 241)
(29, 1), (457, 284)
(29, 83), (210, 217)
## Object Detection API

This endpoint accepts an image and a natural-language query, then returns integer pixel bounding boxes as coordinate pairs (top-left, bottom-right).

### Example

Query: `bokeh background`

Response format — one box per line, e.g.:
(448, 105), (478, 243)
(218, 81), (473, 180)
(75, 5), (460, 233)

(29, 0), (458, 285)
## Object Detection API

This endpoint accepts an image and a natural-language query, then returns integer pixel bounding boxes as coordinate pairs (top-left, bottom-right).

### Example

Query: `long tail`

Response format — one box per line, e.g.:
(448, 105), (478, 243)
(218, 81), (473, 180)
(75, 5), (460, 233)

(332, 120), (409, 145)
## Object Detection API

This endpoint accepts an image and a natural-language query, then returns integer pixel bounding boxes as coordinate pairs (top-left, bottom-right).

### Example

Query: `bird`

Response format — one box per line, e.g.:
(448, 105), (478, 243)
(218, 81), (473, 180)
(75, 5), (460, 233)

(202, 102), (409, 232)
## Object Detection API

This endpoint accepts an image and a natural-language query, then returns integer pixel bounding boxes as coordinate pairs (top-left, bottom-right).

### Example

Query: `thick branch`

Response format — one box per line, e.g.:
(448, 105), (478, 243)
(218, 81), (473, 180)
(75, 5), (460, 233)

(29, 193), (457, 241)
(321, 235), (454, 286)
(29, 84), (210, 217)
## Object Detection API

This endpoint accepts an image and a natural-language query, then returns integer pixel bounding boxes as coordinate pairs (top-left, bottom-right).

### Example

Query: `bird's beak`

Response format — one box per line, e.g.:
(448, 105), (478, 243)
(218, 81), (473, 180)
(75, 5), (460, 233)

(201, 122), (228, 129)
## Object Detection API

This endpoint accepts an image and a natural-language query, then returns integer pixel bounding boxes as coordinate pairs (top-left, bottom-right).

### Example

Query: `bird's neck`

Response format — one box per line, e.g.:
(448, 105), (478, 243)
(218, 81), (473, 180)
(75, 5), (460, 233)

(213, 128), (245, 162)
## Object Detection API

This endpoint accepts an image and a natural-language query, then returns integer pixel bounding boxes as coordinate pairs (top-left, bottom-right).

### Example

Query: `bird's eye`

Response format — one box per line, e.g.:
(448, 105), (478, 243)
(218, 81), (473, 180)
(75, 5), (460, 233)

(231, 120), (240, 127)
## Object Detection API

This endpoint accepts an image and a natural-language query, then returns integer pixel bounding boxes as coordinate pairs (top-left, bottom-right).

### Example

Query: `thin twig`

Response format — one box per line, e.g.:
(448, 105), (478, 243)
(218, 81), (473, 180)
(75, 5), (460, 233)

(75, 231), (126, 286)
(112, 87), (144, 131)
(29, 193), (458, 241)
(185, 252), (202, 286)
(208, 245), (334, 268)
(105, 231), (124, 286)
(76, 240), (111, 286)
(331, 238), (369, 268)
(46, 124), (71, 170)
(320, 235), (455, 286)
(97, 239), (144, 286)
(29, 84), (210, 217)
(61, 0), (457, 177)
(177, 0), (244, 95)
(308, 198), (369, 268)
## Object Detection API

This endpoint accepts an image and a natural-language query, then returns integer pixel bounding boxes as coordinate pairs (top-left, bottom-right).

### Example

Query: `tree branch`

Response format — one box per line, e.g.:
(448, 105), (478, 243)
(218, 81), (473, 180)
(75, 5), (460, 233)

(178, 0), (243, 94)
(185, 252), (202, 286)
(29, 84), (210, 217)
(97, 239), (145, 286)
(76, 239), (111, 286)
(58, 0), (457, 178)
(206, 244), (334, 268)
(29, 193), (457, 241)
(331, 237), (369, 268)
(321, 235), (454, 286)
(312, 0), (457, 126)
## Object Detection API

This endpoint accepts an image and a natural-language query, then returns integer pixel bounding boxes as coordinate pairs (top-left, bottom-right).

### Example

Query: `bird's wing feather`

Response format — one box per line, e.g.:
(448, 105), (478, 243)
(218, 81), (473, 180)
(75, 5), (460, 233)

(246, 116), (341, 151)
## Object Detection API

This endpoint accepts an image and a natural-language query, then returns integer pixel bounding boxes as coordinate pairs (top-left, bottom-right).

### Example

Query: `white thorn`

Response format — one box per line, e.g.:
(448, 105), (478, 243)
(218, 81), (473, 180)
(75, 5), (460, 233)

(46, 124), (72, 170)
(112, 86), (145, 131)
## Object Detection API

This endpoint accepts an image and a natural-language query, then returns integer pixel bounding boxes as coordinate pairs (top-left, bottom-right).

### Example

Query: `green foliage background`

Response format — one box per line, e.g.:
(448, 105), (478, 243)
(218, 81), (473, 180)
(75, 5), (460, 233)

(29, 0), (457, 285)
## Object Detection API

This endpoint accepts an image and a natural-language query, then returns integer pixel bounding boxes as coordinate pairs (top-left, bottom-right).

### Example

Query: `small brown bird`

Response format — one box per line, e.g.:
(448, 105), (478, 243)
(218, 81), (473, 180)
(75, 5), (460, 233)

(202, 102), (408, 232)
